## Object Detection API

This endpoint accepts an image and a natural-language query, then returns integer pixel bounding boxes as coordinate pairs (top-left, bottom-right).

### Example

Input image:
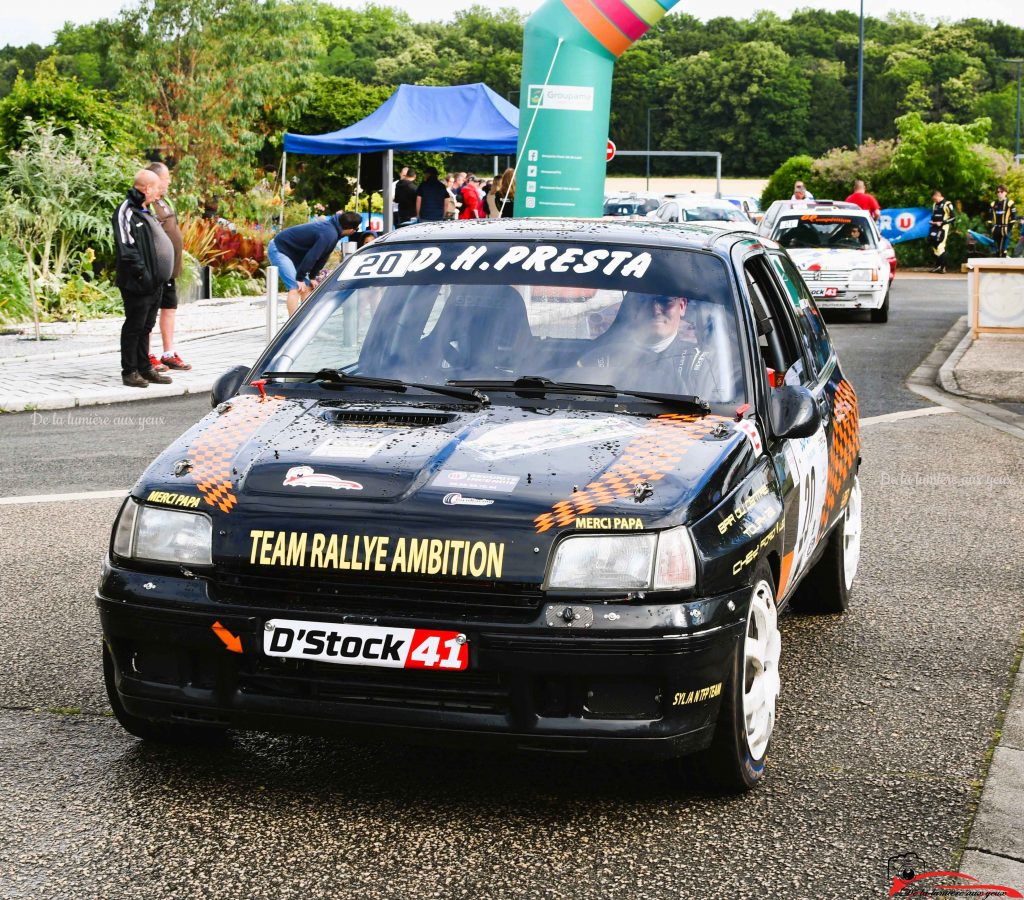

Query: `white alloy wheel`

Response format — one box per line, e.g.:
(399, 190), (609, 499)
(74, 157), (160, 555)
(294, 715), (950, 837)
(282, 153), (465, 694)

(743, 581), (782, 761)
(842, 476), (862, 590)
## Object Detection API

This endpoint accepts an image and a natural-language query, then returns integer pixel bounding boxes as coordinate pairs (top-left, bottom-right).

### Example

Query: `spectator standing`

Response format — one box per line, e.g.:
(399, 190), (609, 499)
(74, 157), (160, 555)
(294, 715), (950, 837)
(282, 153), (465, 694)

(496, 167), (516, 217)
(458, 175), (484, 219)
(791, 181), (814, 201)
(391, 166), (409, 218)
(416, 167), (449, 222)
(480, 179), (495, 217)
(113, 169), (174, 388)
(443, 174), (459, 220)
(845, 179), (881, 221)
(144, 162), (191, 371)
(394, 167), (419, 225)
(267, 210), (362, 315)
(928, 189), (957, 274)
(986, 185), (1017, 257)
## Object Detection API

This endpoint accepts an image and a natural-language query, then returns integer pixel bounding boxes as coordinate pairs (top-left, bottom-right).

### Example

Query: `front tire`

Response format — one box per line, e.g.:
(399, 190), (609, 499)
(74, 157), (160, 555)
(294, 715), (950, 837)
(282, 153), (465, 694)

(700, 569), (781, 792)
(103, 642), (230, 746)
(792, 475), (862, 614)
(870, 290), (889, 323)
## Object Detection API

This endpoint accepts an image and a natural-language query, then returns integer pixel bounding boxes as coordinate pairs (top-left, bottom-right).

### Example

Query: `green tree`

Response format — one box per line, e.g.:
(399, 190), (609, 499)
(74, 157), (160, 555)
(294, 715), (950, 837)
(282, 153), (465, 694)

(0, 119), (133, 331)
(885, 112), (998, 205)
(52, 20), (123, 91)
(661, 41), (811, 175)
(0, 57), (140, 157)
(112, 0), (320, 203)
(0, 43), (49, 98)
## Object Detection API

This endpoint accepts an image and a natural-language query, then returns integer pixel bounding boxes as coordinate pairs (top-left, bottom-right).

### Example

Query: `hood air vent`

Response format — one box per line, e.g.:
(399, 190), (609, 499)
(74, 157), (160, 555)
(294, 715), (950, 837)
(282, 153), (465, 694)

(317, 408), (456, 428)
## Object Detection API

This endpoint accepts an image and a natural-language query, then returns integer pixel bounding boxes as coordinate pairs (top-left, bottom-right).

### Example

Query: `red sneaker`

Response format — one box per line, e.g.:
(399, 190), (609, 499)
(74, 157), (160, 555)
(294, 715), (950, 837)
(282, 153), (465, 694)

(148, 354), (169, 372)
(161, 353), (192, 371)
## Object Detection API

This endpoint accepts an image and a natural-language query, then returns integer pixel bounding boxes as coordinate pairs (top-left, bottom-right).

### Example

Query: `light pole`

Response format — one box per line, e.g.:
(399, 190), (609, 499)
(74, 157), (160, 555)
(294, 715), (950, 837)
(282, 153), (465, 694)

(997, 58), (1023, 161)
(856, 0), (865, 147)
(646, 106), (663, 192)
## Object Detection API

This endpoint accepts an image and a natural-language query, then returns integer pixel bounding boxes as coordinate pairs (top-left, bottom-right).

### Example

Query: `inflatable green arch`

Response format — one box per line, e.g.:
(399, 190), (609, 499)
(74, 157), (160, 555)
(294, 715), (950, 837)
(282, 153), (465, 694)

(514, 0), (681, 218)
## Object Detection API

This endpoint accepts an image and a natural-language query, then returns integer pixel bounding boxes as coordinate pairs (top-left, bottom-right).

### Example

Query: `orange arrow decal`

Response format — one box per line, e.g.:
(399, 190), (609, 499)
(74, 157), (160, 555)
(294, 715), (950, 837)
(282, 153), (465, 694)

(212, 620), (243, 654)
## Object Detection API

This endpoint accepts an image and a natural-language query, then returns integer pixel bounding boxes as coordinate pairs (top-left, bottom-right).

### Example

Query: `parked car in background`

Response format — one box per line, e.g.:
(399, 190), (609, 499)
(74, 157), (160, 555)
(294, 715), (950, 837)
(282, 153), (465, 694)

(604, 193), (661, 217)
(722, 195), (763, 225)
(650, 196), (756, 231)
(758, 201), (891, 323)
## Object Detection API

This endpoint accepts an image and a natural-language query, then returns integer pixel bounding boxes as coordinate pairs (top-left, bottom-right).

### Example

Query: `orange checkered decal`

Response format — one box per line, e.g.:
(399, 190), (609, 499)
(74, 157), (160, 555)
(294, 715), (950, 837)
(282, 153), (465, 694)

(533, 414), (726, 533)
(820, 379), (859, 531)
(189, 396), (284, 513)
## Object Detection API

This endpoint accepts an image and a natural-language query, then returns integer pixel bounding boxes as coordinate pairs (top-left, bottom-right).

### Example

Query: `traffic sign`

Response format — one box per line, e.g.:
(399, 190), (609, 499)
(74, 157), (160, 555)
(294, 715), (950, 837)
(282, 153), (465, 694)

(606, 140), (616, 162)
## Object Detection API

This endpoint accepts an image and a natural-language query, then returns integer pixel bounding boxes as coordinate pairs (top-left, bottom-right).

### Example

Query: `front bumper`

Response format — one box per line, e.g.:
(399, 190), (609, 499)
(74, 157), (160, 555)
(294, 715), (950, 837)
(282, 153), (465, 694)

(809, 283), (887, 309)
(97, 561), (747, 759)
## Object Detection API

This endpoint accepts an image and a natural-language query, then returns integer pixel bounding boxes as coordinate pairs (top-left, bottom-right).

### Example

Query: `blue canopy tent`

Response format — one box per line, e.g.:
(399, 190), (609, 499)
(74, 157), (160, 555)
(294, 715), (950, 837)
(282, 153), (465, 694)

(281, 83), (520, 230)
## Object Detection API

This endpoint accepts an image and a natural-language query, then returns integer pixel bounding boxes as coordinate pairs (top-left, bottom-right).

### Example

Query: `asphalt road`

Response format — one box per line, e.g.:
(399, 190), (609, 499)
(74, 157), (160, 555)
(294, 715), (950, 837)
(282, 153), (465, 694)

(3, 277), (1023, 899)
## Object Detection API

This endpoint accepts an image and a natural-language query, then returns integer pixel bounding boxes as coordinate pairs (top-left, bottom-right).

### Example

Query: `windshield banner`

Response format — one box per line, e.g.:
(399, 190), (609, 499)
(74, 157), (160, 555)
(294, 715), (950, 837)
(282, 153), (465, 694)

(333, 241), (726, 297)
(878, 207), (931, 244)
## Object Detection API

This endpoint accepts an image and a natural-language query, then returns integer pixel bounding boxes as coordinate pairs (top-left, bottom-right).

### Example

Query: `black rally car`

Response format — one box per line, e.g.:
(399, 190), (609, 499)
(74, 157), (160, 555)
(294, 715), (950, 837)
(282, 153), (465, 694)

(99, 219), (861, 790)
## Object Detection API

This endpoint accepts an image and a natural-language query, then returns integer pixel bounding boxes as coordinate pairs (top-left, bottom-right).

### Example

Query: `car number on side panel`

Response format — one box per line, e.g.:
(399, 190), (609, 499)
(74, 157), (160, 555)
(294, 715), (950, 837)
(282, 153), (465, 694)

(263, 619), (469, 671)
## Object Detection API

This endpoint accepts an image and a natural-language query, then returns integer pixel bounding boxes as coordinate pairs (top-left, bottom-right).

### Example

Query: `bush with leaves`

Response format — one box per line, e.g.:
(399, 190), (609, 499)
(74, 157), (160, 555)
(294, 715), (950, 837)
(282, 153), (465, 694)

(761, 155), (818, 206)
(884, 113), (999, 208)
(0, 57), (141, 160)
(0, 238), (31, 324)
(810, 139), (896, 203)
(0, 118), (136, 328)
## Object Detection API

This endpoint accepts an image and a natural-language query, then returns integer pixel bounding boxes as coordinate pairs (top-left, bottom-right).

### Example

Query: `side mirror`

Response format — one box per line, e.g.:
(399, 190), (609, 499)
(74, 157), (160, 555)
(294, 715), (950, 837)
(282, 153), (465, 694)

(770, 384), (821, 440)
(211, 364), (251, 408)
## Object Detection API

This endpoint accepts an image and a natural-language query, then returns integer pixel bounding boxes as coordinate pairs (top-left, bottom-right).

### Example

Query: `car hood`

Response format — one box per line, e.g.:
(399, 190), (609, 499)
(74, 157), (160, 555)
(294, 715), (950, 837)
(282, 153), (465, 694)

(133, 395), (758, 583)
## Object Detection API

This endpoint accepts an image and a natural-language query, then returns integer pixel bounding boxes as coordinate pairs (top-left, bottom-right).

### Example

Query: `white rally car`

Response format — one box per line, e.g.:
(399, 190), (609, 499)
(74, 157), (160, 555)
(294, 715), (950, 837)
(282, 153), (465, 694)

(759, 201), (890, 323)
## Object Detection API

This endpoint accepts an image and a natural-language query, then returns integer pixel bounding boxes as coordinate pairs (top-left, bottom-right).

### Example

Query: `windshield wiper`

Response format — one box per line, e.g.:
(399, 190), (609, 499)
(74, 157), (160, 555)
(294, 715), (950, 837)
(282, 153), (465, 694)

(446, 375), (709, 415)
(261, 370), (488, 405)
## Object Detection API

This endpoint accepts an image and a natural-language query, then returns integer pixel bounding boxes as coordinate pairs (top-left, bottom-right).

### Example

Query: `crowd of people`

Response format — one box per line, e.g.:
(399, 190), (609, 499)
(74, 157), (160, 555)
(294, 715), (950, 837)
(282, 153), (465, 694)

(395, 166), (516, 225)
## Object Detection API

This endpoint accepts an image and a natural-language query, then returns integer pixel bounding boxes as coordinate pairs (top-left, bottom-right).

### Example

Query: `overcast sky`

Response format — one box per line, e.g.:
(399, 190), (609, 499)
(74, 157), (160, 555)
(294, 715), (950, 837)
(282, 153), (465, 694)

(4, 0), (1024, 47)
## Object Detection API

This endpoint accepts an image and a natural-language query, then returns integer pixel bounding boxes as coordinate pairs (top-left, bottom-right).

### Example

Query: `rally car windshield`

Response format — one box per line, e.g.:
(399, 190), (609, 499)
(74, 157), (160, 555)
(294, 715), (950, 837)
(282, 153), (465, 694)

(775, 214), (876, 250)
(261, 240), (749, 406)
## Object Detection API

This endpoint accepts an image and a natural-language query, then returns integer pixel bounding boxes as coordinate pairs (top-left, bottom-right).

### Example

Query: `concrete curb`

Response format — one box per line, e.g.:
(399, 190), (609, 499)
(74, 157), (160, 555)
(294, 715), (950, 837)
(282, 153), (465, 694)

(0, 297), (275, 367)
(3, 377), (223, 413)
(0, 322), (264, 367)
(937, 319), (974, 396)
(905, 317), (1024, 442)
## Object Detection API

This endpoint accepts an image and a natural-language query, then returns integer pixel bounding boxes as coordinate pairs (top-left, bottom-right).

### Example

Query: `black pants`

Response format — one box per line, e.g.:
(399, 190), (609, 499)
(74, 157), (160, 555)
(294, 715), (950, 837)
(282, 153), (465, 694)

(120, 285), (163, 375)
(993, 228), (1011, 257)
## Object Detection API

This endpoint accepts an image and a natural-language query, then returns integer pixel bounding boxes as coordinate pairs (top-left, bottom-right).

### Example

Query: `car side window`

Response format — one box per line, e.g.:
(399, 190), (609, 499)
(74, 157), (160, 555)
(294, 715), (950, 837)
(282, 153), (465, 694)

(743, 255), (810, 386)
(769, 253), (834, 377)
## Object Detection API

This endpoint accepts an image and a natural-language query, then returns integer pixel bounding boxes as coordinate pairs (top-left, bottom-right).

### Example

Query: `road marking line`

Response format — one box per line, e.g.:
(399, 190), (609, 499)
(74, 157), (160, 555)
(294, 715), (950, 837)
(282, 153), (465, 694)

(0, 489), (128, 506)
(860, 406), (953, 428)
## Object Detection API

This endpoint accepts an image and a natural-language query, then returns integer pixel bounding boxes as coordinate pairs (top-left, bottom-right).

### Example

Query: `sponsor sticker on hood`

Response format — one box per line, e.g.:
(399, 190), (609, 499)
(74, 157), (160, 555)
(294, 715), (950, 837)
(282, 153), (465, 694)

(432, 471), (520, 493)
(311, 432), (391, 460)
(463, 417), (643, 461)
(442, 493), (494, 507)
(283, 466), (362, 491)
